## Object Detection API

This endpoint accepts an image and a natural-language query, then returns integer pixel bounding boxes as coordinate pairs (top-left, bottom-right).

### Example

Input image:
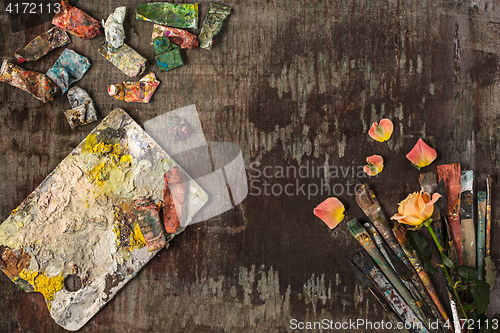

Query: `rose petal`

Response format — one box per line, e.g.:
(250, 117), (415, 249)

(379, 119), (394, 141)
(364, 155), (384, 176)
(368, 119), (394, 142)
(313, 197), (345, 229)
(406, 138), (437, 169)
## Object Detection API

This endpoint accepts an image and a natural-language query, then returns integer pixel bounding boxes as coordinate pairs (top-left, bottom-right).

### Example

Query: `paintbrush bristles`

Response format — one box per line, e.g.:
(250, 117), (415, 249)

(355, 184), (377, 212)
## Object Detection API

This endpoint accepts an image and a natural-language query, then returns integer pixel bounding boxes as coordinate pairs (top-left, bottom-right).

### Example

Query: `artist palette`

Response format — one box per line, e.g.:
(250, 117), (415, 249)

(0, 109), (207, 331)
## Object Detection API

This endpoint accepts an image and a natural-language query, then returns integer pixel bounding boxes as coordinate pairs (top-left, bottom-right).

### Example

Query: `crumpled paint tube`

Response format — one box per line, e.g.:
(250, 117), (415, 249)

(0, 58), (60, 103)
(108, 72), (159, 103)
(163, 117), (191, 140)
(46, 49), (91, 94)
(134, 197), (167, 251)
(64, 87), (97, 129)
(103, 7), (126, 49)
(136, 3), (198, 29)
(15, 26), (70, 63)
(198, 3), (231, 50)
(52, 0), (101, 40)
(153, 37), (184, 72)
(151, 24), (199, 49)
(163, 166), (186, 233)
(99, 42), (146, 79)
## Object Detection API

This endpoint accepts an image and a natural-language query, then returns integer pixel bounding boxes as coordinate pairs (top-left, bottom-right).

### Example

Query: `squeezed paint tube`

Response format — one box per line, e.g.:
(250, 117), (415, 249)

(64, 87), (97, 129)
(153, 36), (184, 72)
(103, 7), (126, 49)
(436, 164), (462, 264)
(15, 26), (70, 63)
(134, 197), (167, 251)
(199, 3), (231, 50)
(136, 3), (198, 29)
(52, 0), (101, 39)
(108, 72), (159, 103)
(46, 49), (90, 94)
(151, 24), (199, 49)
(99, 41), (146, 79)
(162, 116), (191, 141)
(0, 58), (60, 103)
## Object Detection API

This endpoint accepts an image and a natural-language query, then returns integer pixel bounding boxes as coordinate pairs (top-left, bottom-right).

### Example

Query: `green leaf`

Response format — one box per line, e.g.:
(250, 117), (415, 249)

(471, 280), (491, 314)
(485, 256), (497, 290)
(423, 259), (438, 274)
(463, 302), (474, 311)
(406, 230), (433, 259)
(442, 255), (455, 269)
(458, 265), (479, 284)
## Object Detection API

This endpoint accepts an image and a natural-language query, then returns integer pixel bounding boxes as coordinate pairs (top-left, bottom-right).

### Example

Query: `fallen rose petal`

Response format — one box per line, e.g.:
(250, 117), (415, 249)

(368, 118), (393, 142)
(364, 155), (384, 176)
(406, 138), (437, 169)
(314, 197), (345, 229)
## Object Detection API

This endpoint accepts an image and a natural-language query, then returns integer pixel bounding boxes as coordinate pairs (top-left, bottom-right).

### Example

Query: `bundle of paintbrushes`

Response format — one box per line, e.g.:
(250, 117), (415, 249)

(339, 165), (497, 333)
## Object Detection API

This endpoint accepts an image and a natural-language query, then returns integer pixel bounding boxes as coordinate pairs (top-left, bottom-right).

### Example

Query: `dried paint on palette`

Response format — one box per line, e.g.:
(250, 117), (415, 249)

(0, 109), (208, 331)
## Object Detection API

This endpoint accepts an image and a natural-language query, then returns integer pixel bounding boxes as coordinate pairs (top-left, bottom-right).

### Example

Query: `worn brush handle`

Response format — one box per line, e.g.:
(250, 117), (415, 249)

(477, 191), (487, 280)
(353, 251), (428, 333)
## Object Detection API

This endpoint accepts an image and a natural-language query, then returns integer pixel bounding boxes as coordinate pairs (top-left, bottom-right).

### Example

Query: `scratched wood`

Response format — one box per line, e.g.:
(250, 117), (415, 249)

(1, 0), (500, 332)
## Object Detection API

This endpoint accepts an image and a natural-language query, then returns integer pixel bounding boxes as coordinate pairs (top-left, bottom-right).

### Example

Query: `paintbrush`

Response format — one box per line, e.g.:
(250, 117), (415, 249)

(460, 170), (476, 268)
(437, 164), (462, 265)
(420, 172), (444, 246)
(356, 184), (451, 328)
(486, 175), (492, 256)
(364, 221), (441, 328)
(477, 191), (486, 280)
(347, 260), (413, 333)
(352, 252), (429, 333)
(348, 219), (438, 331)
(434, 180), (459, 265)
(392, 223), (451, 333)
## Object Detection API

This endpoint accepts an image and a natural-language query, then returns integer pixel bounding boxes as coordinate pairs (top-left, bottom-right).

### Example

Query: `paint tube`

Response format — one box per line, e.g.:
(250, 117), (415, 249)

(136, 2), (198, 29)
(52, 0), (101, 39)
(153, 37), (184, 72)
(64, 87), (97, 129)
(15, 26), (70, 63)
(199, 3), (231, 50)
(0, 58), (60, 103)
(151, 24), (199, 49)
(99, 42), (147, 79)
(103, 7), (126, 49)
(108, 72), (160, 103)
(46, 49), (91, 94)
(134, 197), (167, 251)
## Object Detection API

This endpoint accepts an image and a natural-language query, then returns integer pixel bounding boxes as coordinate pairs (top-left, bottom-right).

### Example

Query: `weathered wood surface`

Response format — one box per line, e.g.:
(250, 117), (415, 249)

(1, 0), (500, 332)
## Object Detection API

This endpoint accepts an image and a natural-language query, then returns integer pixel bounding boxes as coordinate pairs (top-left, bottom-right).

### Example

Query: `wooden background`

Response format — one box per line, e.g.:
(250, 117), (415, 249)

(1, 0), (500, 332)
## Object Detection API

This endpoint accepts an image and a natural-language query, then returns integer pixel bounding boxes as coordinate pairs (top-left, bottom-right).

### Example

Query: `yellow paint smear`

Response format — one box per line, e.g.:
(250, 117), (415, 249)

(129, 222), (147, 250)
(18, 270), (65, 303)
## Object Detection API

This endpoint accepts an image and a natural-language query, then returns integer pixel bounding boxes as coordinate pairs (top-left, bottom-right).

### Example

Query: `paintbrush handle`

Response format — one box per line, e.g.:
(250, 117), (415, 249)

(354, 251), (429, 333)
(477, 191), (487, 280)
(486, 176), (492, 256)
(348, 219), (436, 331)
(368, 289), (413, 333)
(393, 223), (452, 333)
